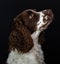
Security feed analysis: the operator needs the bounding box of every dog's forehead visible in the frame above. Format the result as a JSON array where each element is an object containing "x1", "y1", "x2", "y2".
[
  {"x1": 22, "y1": 9, "x2": 38, "y2": 15},
  {"x1": 24, "y1": 9, "x2": 45, "y2": 17}
]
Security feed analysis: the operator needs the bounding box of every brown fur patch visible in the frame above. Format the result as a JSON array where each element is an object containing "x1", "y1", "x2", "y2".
[
  {"x1": 9, "y1": 9, "x2": 45, "y2": 53},
  {"x1": 9, "y1": 25, "x2": 34, "y2": 53}
]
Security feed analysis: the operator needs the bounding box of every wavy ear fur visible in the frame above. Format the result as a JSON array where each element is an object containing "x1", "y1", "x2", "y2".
[{"x1": 9, "y1": 14, "x2": 34, "y2": 53}]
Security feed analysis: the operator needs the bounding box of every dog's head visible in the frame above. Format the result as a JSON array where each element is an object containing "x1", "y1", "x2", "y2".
[
  {"x1": 14, "y1": 9, "x2": 53, "y2": 33},
  {"x1": 9, "y1": 9, "x2": 54, "y2": 53}
]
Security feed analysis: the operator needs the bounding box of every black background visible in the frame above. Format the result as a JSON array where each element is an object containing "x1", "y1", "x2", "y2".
[{"x1": 0, "y1": 0, "x2": 60, "y2": 64}]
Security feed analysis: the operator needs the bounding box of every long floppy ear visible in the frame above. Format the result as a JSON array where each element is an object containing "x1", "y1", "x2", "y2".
[
  {"x1": 38, "y1": 31, "x2": 45, "y2": 44},
  {"x1": 9, "y1": 14, "x2": 34, "y2": 53}
]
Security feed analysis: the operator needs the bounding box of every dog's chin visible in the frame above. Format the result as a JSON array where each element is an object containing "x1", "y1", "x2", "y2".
[
  {"x1": 39, "y1": 21, "x2": 52, "y2": 31},
  {"x1": 38, "y1": 19, "x2": 53, "y2": 32}
]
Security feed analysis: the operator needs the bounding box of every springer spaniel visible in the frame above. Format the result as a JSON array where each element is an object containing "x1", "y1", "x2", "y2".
[{"x1": 7, "y1": 9, "x2": 53, "y2": 64}]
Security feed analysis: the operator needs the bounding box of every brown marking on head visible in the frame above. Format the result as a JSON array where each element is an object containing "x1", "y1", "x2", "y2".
[
  {"x1": 9, "y1": 9, "x2": 54, "y2": 53},
  {"x1": 9, "y1": 9, "x2": 40, "y2": 53}
]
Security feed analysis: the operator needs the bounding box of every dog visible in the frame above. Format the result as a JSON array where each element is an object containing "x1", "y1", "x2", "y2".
[{"x1": 7, "y1": 9, "x2": 53, "y2": 64}]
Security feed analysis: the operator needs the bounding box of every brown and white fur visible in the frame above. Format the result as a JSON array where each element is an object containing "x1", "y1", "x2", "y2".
[{"x1": 7, "y1": 9, "x2": 53, "y2": 64}]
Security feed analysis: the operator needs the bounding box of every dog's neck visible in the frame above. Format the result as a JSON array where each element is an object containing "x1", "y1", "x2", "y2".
[{"x1": 31, "y1": 30, "x2": 41, "y2": 44}]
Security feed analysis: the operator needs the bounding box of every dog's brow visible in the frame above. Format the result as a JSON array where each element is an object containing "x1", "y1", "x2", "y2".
[
  {"x1": 37, "y1": 12, "x2": 45, "y2": 25},
  {"x1": 40, "y1": 12, "x2": 44, "y2": 16}
]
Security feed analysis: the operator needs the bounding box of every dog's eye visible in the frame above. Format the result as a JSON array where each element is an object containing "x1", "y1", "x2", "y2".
[
  {"x1": 27, "y1": 11, "x2": 34, "y2": 19},
  {"x1": 29, "y1": 14, "x2": 34, "y2": 19}
]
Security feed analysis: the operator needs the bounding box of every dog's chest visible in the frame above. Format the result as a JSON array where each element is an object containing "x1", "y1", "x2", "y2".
[
  {"x1": 7, "y1": 49, "x2": 40, "y2": 64},
  {"x1": 7, "y1": 31, "x2": 45, "y2": 64},
  {"x1": 7, "y1": 45, "x2": 44, "y2": 64}
]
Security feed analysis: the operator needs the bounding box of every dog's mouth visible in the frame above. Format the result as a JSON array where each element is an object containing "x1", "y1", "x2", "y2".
[
  {"x1": 42, "y1": 9, "x2": 54, "y2": 24},
  {"x1": 37, "y1": 9, "x2": 54, "y2": 31}
]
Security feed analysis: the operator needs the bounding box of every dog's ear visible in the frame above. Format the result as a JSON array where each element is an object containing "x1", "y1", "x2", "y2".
[
  {"x1": 12, "y1": 14, "x2": 23, "y2": 28},
  {"x1": 38, "y1": 31, "x2": 45, "y2": 44},
  {"x1": 9, "y1": 13, "x2": 34, "y2": 53}
]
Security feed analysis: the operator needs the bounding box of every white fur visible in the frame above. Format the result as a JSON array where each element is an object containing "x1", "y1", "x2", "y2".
[
  {"x1": 45, "y1": 16, "x2": 48, "y2": 20},
  {"x1": 37, "y1": 12, "x2": 47, "y2": 30},
  {"x1": 7, "y1": 12, "x2": 45, "y2": 64},
  {"x1": 7, "y1": 49, "x2": 41, "y2": 64}
]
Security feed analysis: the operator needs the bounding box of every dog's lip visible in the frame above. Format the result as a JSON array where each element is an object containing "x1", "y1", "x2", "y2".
[{"x1": 43, "y1": 9, "x2": 54, "y2": 24}]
